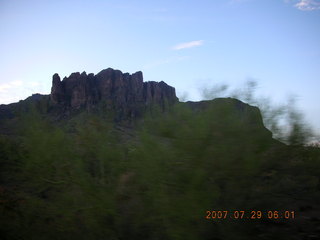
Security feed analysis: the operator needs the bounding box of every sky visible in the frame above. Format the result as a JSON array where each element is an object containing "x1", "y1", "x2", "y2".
[{"x1": 0, "y1": 0, "x2": 320, "y2": 133}]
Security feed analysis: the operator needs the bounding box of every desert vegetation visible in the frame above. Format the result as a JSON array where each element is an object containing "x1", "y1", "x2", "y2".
[{"x1": 0, "y1": 85, "x2": 319, "y2": 240}]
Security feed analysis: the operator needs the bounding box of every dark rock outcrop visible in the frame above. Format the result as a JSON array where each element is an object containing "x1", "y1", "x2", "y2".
[
  {"x1": 0, "y1": 67, "x2": 273, "y2": 141},
  {"x1": 50, "y1": 68, "x2": 178, "y2": 119}
]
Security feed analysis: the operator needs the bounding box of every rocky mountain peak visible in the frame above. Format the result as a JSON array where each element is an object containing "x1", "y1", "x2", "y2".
[{"x1": 50, "y1": 68, "x2": 178, "y2": 119}]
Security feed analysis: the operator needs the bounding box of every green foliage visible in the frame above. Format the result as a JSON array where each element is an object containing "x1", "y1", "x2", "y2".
[
  {"x1": 199, "y1": 80, "x2": 317, "y2": 145},
  {"x1": 0, "y1": 97, "x2": 319, "y2": 239}
]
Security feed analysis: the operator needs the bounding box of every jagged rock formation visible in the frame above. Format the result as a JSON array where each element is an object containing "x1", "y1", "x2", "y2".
[
  {"x1": 50, "y1": 68, "x2": 178, "y2": 119},
  {"x1": 0, "y1": 67, "x2": 273, "y2": 139}
]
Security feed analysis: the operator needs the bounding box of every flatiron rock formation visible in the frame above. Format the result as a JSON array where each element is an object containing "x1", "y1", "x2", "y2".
[{"x1": 50, "y1": 68, "x2": 178, "y2": 118}]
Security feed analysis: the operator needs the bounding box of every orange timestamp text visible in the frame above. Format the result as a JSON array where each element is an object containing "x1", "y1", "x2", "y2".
[{"x1": 205, "y1": 210, "x2": 295, "y2": 220}]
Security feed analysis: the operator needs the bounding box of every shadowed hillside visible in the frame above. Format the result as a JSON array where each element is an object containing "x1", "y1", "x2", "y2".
[{"x1": 0, "y1": 68, "x2": 319, "y2": 240}]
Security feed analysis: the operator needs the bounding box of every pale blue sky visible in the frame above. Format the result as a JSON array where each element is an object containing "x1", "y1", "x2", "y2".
[{"x1": 1, "y1": 0, "x2": 319, "y2": 132}]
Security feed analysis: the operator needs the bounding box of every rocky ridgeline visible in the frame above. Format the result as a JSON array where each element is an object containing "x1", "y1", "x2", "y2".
[
  {"x1": 51, "y1": 68, "x2": 178, "y2": 118},
  {"x1": 1, "y1": 67, "x2": 271, "y2": 136}
]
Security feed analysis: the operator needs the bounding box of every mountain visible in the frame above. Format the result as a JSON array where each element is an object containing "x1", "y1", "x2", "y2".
[
  {"x1": 50, "y1": 68, "x2": 178, "y2": 118},
  {"x1": 1, "y1": 68, "x2": 270, "y2": 134},
  {"x1": 0, "y1": 68, "x2": 319, "y2": 240}
]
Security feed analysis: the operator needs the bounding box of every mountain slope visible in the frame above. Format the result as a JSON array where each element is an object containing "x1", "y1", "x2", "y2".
[{"x1": 0, "y1": 68, "x2": 319, "y2": 240}]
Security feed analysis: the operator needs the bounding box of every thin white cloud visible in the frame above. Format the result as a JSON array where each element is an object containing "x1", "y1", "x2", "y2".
[
  {"x1": 11, "y1": 80, "x2": 23, "y2": 87},
  {"x1": 172, "y1": 40, "x2": 204, "y2": 50},
  {"x1": 0, "y1": 80, "x2": 23, "y2": 93},
  {"x1": 296, "y1": 0, "x2": 320, "y2": 10},
  {"x1": 29, "y1": 81, "x2": 40, "y2": 87},
  {"x1": 0, "y1": 80, "x2": 45, "y2": 104},
  {"x1": 0, "y1": 83, "x2": 11, "y2": 93},
  {"x1": 287, "y1": 0, "x2": 320, "y2": 11}
]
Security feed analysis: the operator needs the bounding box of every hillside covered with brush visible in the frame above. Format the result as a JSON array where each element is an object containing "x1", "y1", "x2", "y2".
[{"x1": 0, "y1": 68, "x2": 319, "y2": 240}]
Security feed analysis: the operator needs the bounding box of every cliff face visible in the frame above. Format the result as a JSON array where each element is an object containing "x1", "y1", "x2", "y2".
[
  {"x1": 1, "y1": 67, "x2": 272, "y2": 138},
  {"x1": 50, "y1": 68, "x2": 178, "y2": 118}
]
